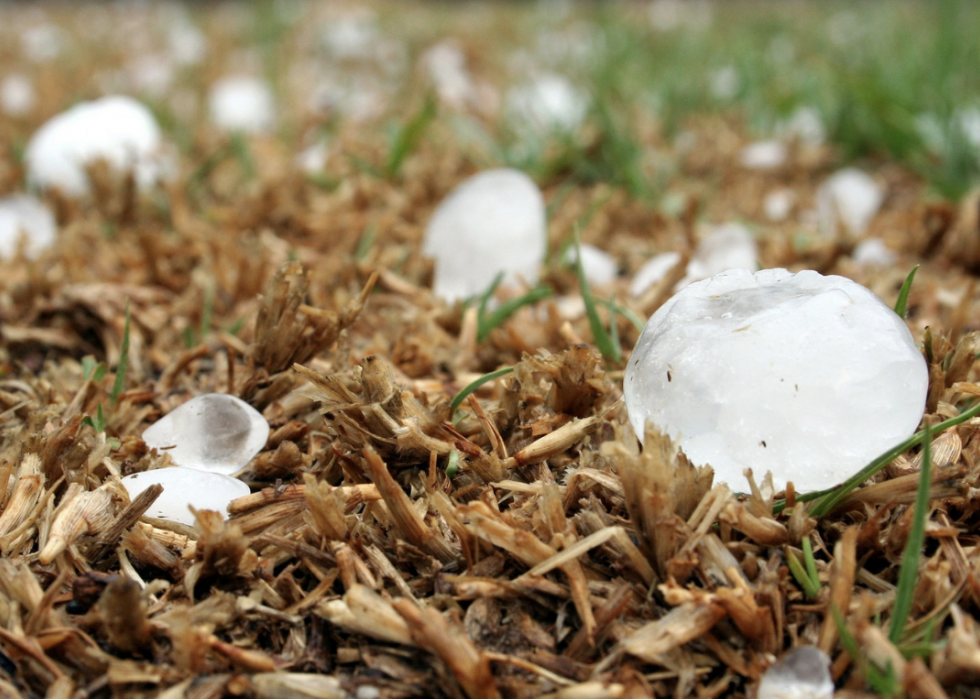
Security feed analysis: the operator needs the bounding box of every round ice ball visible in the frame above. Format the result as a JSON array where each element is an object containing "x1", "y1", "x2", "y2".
[
  {"x1": 624, "y1": 268, "x2": 928, "y2": 493},
  {"x1": 121, "y1": 467, "x2": 250, "y2": 527},
  {"x1": 24, "y1": 95, "x2": 167, "y2": 197},
  {"x1": 0, "y1": 195, "x2": 57, "y2": 259},
  {"x1": 422, "y1": 168, "x2": 546, "y2": 303},
  {"x1": 208, "y1": 76, "x2": 276, "y2": 134}
]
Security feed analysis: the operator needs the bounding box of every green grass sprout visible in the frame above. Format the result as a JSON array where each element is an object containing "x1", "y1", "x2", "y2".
[
  {"x1": 786, "y1": 544, "x2": 821, "y2": 600},
  {"x1": 574, "y1": 230, "x2": 622, "y2": 363},
  {"x1": 894, "y1": 265, "x2": 919, "y2": 318},
  {"x1": 385, "y1": 95, "x2": 436, "y2": 178},
  {"x1": 450, "y1": 366, "x2": 515, "y2": 415},
  {"x1": 477, "y1": 286, "x2": 553, "y2": 343},
  {"x1": 110, "y1": 302, "x2": 131, "y2": 407}
]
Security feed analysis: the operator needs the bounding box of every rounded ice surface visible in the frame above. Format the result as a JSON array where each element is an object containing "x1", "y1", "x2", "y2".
[
  {"x1": 24, "y1": 95, "x2": 166, "y2": 197},
  {"x1": 142, "y1": 393, "x2": 269, "y2": 476},
  {"x1": 121, "y1": 467, "x2": 250, "y2": 527},
  {"x1": 816, "y1": 167, "x2": 883, "y2": 237},
  {"x1": 624, "y1": 268, "x2": 928, "y2": 493},
  {"x1": 208, "y1": 76, "x2": 275, "y2": 133},
  {"x1": 0, "y1": 195, "x2": 57, "y2": 259},
  {"x1": 565, "y1": 243, "x2": 618, "y2": 286},
  {"x1": 757, "y1": 646, "x2": 833, "y2": 699},
  {"x1": 423, "y1": 169, "x2": 546, "y2": 303}
]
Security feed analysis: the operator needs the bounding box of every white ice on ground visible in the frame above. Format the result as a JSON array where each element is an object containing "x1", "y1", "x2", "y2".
[
  {"x1": 24, "y1": 95, "x2": 168, "y2": 197},
  {"x1": 422, "y1": 168, "x2": 546, "y2": 303},
  {"x1": 565, "y1": 243, "x2": 619, "y2": 287},
  {"x1": 816, "y1": 167, "x2": 883, "y2": 237},
  {"x1": 764, "y1": 189, "x2": 796, "y2": 222},
  {"x1": 208, "y1": 76, "x2": 276, "y2": 134},
  {"x1": 120, "y1": 467, "x2": 250, "y2": 527},
  {"x1": 0, "y1": 195, "x2": 57, "y2": 260},
  {"x1": 778, "y1": 106, "x2": 826, "y2": 147},
  {"x1": 853, "y1": 237, "x2": 897, "y2": 267},
  {"x1": 142, "y1": 393, "x2": 269, "y2": 477},
  {"x1": 757, "y1": 646, "x2": 834, "y2": 699},
  {"x1": 0, "y1": 73, "x2": 35, "y2": 116},
  {"x1": 505, "y1": 74, "x2": 588, "y2": 134},
  {"x1": 630, "y1": 251, "x2": 682, "y2": 298},
  {"x1": 624, "y1": 268, "x2": 928, "y2": 493},
  {"x1": 296, "y1": 140, "x2": 330, "y2": 175},
  {"x1": 739, "y1": 140, "x2": 787, "y2": 170}
]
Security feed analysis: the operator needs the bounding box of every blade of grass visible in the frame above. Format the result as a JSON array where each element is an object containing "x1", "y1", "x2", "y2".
[
  {"x1": 355, "y1": 224, "x2": 377, "y2": 262},
  {"x1": 110, "y1": 303, "x2": 131, "y2": 407},
  {"x1": 385, "y1": 95, "x2": 436, "y2": 178},
  {"x1": 894, "y1": 265, "x2": 919, "y2": 318},
  {"x1": 595, "y1": 297, "x2": 646, "y2": 332},
  {"x1": 477, "y1": 286, "x2": 553, "y2": 343},
  {"x1": 574, "y1": 230, "x2": 621, "y2": 363},
  {"x1": 889, "y1": 422, "x2": 931, "y2": 644},
  {"x1": 802, "y1": 536, "x2": 820, "y2": 591},
  {"x1": 231, "y1": 132, "x2": 256, "y2": 180},
  {"x1": 200, "y1": 280, "x2": 215, "y2": 340},
  {"x1": 450, "y1": 366, "x2": 515, "y2": 415},
  {"x1": 786, "y1": 547, "x2": 821, "y2": 600}
]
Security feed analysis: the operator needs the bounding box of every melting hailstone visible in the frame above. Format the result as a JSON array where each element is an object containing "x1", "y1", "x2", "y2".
[
  {"x1": 757, "y1": 646, "x2": 834, "y2": 699},
  {"x1": 624, "y1": 268, "x2": 928, "y2": 493},
  {"x1": 142, "y1": 393, "x2": 269, "y2": 476},
  {"x1": 565, "y1": 243, "x2": 618, "y2": 287},
  {"x1": 816, "y1": 167, "x2": 883, "y2": 237},
  {"x1": 422, "y1": 168, "x2": 546, "y2": 303},
  {"x1": 120, "y1": 467, "x2": 250, "y2": 528},
  {"x1": 208, "y1": 76, "x2": 276, "y2": 134},
  {"x1": 0, "y1": 195, "x2": 57, "y2": 259}
]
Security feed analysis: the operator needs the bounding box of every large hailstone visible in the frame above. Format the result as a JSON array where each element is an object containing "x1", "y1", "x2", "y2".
[
  {"x1": 208, "y1": 76, "x2": 276, "y2": 134},
  {"x1": 0, "y1": 195, "x2": 57, "y2": 259},
  {"x1": 422, "y1": 169, "x2": 546, "y2": 303},
  {"x1": 624, "y1": 268, "x2": 928, "y2": 493},
  {"x1": 142, "y1": 393, "x2": 269, "y2": 476},
  {"x1": 120, "y1": 467, "x2": 250, "y2": 528},
  {"x1": 24, "y1": 95, "x2": 168, "y2": 197}
]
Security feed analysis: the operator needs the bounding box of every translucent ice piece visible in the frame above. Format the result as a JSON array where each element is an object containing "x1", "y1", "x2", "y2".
[
  {"x1": 757, "y1": 646, "x2": 834, "y2": 699},
  {"x1": 121, "y1": 467, "x2": 250, "y2": 527},
  {"x1": 624, "y1": 268, "x2": 928, "y2": 493},
  {"x1": 816, "y1": 167, "x2": 883, "y2": 237},
  {"x1": 209, "y1": 76, "x2": 276, "y2": 134},
  {"x1": 0, "y1": 195, "x2": 57, "y2": 260},
  {"x1": 142, "y1": 393, "x2": 269, "y2": 476},
  {"x1": 566, "y1": 243, "x2": 618, "y2": 287}
]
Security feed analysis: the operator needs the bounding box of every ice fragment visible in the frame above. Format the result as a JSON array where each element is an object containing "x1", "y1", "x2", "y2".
[
  {"x1": 816, "y1": 167, "x2": 883, "y2": 237},
  {"x1": 853, "y1": 238, "x2": 897, "y2": 267},
  {"x1": 505, "y1": 74, "x2": 588, "y2": 134},
  {"x1": 565, "y1": 244, "x2": 618, "y2": 287},
  {"x1": 423, "y1": 168, "x2": 546, "y2": 303},
  {"x1": 739, "y1": 140, "x2": 787, "y2": 170},
  {"x1": 764, "y1": 189, "x2": 796, "y2": 222},
  {"x1": 1, "y1": 73, "x2": 35, "y2": 117},
  {"x1": 120, "y1": 467, "x2": 250, "y2": 528},
  {"x1": 142, "y1": 393, "x2": 269, "y2": 476},
  {"x1": 624, "y1": 269, "x2": 928, "y2": 493},
  {"x1": 0, "y1": 195, "x2": 57, "y2": 260},
  {"x1": 209, "y1": 76, "x2": 276, "y2": 133},
  {"x1": 630, "y1": 252, "x2": 681, "y2": 298},
  {"x1": 757, "y1": 646, "x2": 834, "y2": 699}
]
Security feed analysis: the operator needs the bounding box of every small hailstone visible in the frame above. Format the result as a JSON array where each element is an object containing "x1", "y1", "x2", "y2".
[
  {"x1": 853, "y1": 238, "x2": 897, "y2": 267},
  {"x1": 630, "y1": 251, "x2": 682, "y2": 298},
  {"x1": 816, "y1": 167, "x2": 883, "y2": 237},
  {"x1": 739, "y1": 140, "x2": 787, "y2": 170},
  {"x1": 422, "y1": 40, "x2": 476, "y2": 110},
  {"x1": 208, "y1": 76, "x2": 276, "y2": 134},
  {"x1": 764, "y1": 189, "x2": 797, "y2": 222},
  {"x1": 24, "y1": 95, "x2": 167, "y2": 197},
  {"x1": 779, "y1": 106, "x2": 826, "y2": 147},
  {"x1": 565, "y1": 244, "x2": 618, "y2": 287},
  {"x1": 142, "y1": 393, "x2": 269, "y2": 477},
  {"x1": 296, "y1": 140, "x2": 330, "y2": 175},
  {"x1": 679, "y1": 222, "x2": 758, "y2": 288},
  {"x1": 422, "y1": 169, "x2": 546, "y2": 303},
  {"x1": 1, "y1": 73, "x2": 35, "y2": 116},
  {"x1": 757, "y1": 647, "x2": 834, "y2": 699},
  {"x1": 710, "y1": 65, "x2": 739, "y2": 100},
  {"x1": 321, "y1": 12, "x2": 378, "y2": 60},
  {"x1": 120, "y1": 467, "x2": 250, "y2": 527},
  {"x1": 624, "y1": 268, "x2": 928, "y2": 493},
  {"x1": 21, "y1": 23, "x2": 66, "y2": 63},
  {"x1": 168, "y1": 21, "x2": 207, "y2": 65},
  {"x1": 505, "y1": 74, "x2": 588, "y2": 134},
  {"x1": 0, "y1": 195, "x2": 57, "y2": 259}
]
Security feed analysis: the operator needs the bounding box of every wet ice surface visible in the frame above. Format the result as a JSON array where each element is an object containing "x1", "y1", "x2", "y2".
[
  {"x1": 120, "y1": 467, "x2": 250, "y2": 527},
  {"x1": 757, "y1": 646, "x2": 834, "y2": 699},
  {"x1": 0, "y1": 195, "x2": 57, "y2": 259},
  {"x1": 142, "y1": 393, "x2": 269, "y2": 476},
  {"x1": 423, "y1": 168, "x2": 546, "y2": 303},
  {"x1": 24, "y1": 95, "x2": 167, "y2": 196},
  {"x1": 624, "y1": 268, "x2": 928, "y2": 493}
]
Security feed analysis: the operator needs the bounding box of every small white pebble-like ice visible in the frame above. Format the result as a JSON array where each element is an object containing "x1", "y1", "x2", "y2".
[
  {"x1": 739, "y1": 140, "x2": 787, "y2": 170},
  {"x1": 853, "y1": 237, "x2": 897, "y2": 267},
  {"x1": 816, "y1": 167, "x2": 883, "y2": 237},
  {"x1": 24, "y1": 95, "x2": 167, "y2": 197},
  {"x1": 757, "y1": 646, "x2": 834, "y2": 699},
  {"x1": 120, "y1": 467, "x2": 250, "y2": 527},
  {"x1": 1, "y1": 73, "x2": 36, "y2": 116},
  {"x1": 423, "y1": 169, "x2": 546, "y2": 303},
  {"x1": 565, "y1": 244, "x2": 618, "y2": 287},
  {"x1": 142, "y1": 393, "x2": 269, "y2": 476},
  {"x1": 505, "y1": 74, "x2": 588, "y2": 134},
  {"x1": 764, "y1": 189, "x2": 796, "y2": 222},
  {"x1": 624, "y1": 268, "x2": 928, "y2": 493},
  {"x1": 0, "y1": 195, "x2": 57, "y2": 260},
  {"x1": 208, "y1": 76, "x2": 276, "y2": 133}
]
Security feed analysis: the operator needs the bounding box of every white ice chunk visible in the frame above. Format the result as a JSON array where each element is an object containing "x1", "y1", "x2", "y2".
[
  {"x1": 853, "y1": 237, "x2": 897, "y2": 267},
  {"x1": 296, "y1": 140, "x2": 330, "y2": 175},
  {"x1": 757, "y1": 646, "x2": 834, "y2": 699},
  {"x1": 168, "y1": 21, "x2": 207, "y2": 66},
  {"x1": 565, "y1": 244, "x2": 618, "y2": 287},
  {"x1": 321, "y1": 12, "x2": 378, "y2": 60},
  {"x1": 142, "y1": 393, "x2": 269, "y2": 476},
  {"x1": 209, "y1": 76, "x2": 276, "y2": 134},
  {"x1": 0, "y1": 195, "x2": 57, "y2": 260},
  {"x1": 764, "y1": 189, "x2": 796, "y2": 222},
  {"x1": 739, "y1": 140, "x2": 787, "y2": 170},
  {"x1": 121, "y1": 467, "x2": 250, "y2": 527},
  {"x1": 24, "y1": 95, "x2": 168, "y2": 197},
  {"x1": 505, "y1": 74, "x2": 588, "y2": 134},
  {"x1": 778, "y1": 106, "x2": 826, "y2": 147},
  {"x1": 710, "y1": 65, "x2": 739, "y2": 100},
  {"x1": 423, "y1": 169, "x2": 546, "y2": 303},
  {"x1": 1, "y1": 73, "x2": 35, "y2": 117},
  {"x1": 422, "y1": 40, "x2": 476, "y2": 110},
  {"x1": 624, "y1": 268, "x2": 928, "y2": 493},
  {"x1": 630, "y1": 252, "x2": 682, "y2": 298},
  {"x1": 816, "y1": 167, "x2": 883, "y2": 237},
  {"x1": 679, "y1": 222, "x2": 757, "y2": 288}
]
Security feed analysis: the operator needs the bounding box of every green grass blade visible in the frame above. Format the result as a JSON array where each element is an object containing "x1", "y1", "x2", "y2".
[
  {"x1": 802, "y1": 537, "x2": 820, "y2": 590},
  {"x1": 574, "y1": 231, "x2": 622, "y2": 363},
  {"x1": 110, "y1": 303, "x2": 131, "y2": 407},
  {"x1": 595, "y1": 298, "x2": 646, "y2": 332},
  {"x1": 450, "y1": 366, "x2": 514, "y2": 414},
  {"x1": 231, "y1": 132, "x2": 256, "y2": 180},
  {"x1": 200, "y1": 280, "x2": 215, "y2": 340},
  {"x1": 889, "y1": 422, "x2": 931, "y2": 644},
  {"x1": 786, "y1": 547, "x2": 821, "y2": 600},
  {"x1": 894, "y1": 265, "x2": 919, "y2": 318},
  {"x1": 477, "y1": 286, "x2": 553, "y2": 343},
  {"x1": 385, "y1": 95, "x2": 436, "y2": 178},
  {"x1": 355, "y1": 224, "x2": 377, "y2": 261}
]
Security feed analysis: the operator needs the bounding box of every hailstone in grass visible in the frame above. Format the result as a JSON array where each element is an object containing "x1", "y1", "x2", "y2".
[
  {"x1": 764, "y1": 189, "x2": 796, "y2": 222},
  {"x1": 565, "y1": 244, "x2": 618, "y2": 286},
  {"x1": 505, "y1": 74, "x2": 588, "y2": 134},
  {"x1": 739, "y1": 140, "x2": 787, "y2": 170},
  {"x1": 142, "y1": 393, "x2": 269, "y2": 477},
  {"x1": 1, "y1": 73, "x2": 35, "y2": 117},
  {"x1": 757, "y1": 647, "x2": 833, "y2": 699},
  {"x1": 120, "y1": 467, "x2": 250, "y2": 527},
  {"x1": 816, "y1": 167, "x2": 883, "y2": 237},
  {"x1": 0, "y1": 195, "x2": 57, "y2": 260},
  {"x1": 853, "y1": 238, "x2": 897, "y2": 268},
  {"x1": 24, "y1": 95, "x2": 167, "y2": 197},
  {"x1": 624, "y1": 268, "x2": 928, "y2": 493},
  {"x1": 423, "y1": 169, "x2": 546, "y2": 303},
  {"x1": 208, "y1": 76, "x2": 276, "y2": 133},
  {"x1": 630, "y1": 252, "x2": 682, "y2": 298}
]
